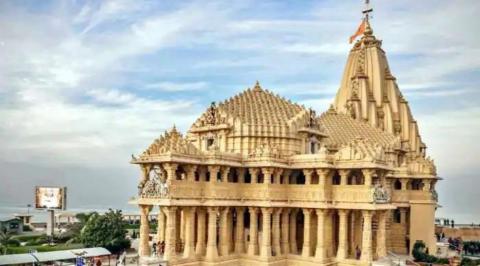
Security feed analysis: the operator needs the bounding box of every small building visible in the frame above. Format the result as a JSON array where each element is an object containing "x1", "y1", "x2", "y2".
[{"x1": 0, "y1": 217, "x2": 23, "y2": 234}]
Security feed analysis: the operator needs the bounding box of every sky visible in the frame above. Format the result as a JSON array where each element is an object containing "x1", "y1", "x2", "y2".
[{"x1": 0, "y1": 0, "x2": 479, "y2": 223}]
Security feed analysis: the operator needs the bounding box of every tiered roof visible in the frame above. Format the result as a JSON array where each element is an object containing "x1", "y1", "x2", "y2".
[{"x1": 192, "y1": 82, "x2": 305, "y2": 128}]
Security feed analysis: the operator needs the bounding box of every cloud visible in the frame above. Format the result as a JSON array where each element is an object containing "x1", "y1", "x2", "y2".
[{"x1": 144, "y1": 81, "x2": 208, "y2": 92}]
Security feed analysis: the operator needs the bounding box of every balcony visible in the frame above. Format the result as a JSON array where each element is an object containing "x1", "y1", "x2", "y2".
[{"x1": 137, "y1": 180, "x2": 386, "y2": 205}]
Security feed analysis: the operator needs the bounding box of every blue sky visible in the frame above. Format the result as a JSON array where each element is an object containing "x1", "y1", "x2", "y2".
[{"x1": 0, "y1": 0, "x2": 479, "y2": 222}]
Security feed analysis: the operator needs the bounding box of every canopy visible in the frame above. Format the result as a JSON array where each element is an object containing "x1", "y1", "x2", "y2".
[{"x1": 0, "y1": 247, "x2": 111, "y2": 265}]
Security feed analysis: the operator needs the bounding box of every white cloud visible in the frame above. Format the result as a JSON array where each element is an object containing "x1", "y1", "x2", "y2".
[{"x1": 144, "y1": 81, "x2": 208, "y2": 92}]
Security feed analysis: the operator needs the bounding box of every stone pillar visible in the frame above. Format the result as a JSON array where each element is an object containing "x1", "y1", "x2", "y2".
[
  {"x1": 185, "y1": 165, "x2": 197, "y2": 182},
  {"x1": 315, "y1": 209, "x2": 327, "y2": 260},
  {"x1": 262, "y1": 168, "x2": 273, "y2": 184},
  {"x1": 349, "y1": 212, "x2": 356, "y2": 257},
  {"x1": 221, "y1": 167, "x2": 230, "y2": 183},
  {"x1": 235, "y1": 207, "x2": 245, "y2": 253},
  {"x1": 199, "y1": 167, "x2": 207, "y2": 182},
  {"x1": 164, "y1": 206, "x2": 178, "y2": 261},
  {"x1": 303, "y1": 169, "x2": 313, "y2": 185},
  {"x1": 336, "y1": 209, "x2": 349, "y2": 260},
  {"x1": 237, "y1": 168, "x2": 245, "y2": 183},
  {"x1": 195, "y1": 208, "x2": 207, "y2": 256},
  {"x1": 260, "y1": 208, "x2": 273, "y2": 258},
  {"x1": 249, "y1": 168, "x2": 259, "y2": 184},
  {"x1": 274, "y1": 169, "x2": 283, "y2": 184},
  {"x1": 281, "y1": 208, "x2": 290, "y2": 254},
  {"x1": 283, "y1": 170, "x2": 291, "y2": 184},
  {"x1": 289, "y1": 209, "x2": 298, "y2": 254},
  {"x1": 400, "y1": 208, "x2": 407, "y2": 224},
  {"x1": 219, "y1": 207, "x2": 230, "y2": 256},
  {"x1": 272, "y1": 208, "x2": 282, "y2": 256},
  {"x1": 208, "y1": 166, "x2": 220, "y2": 183},
  {"x1": 317, "y1": 169, "x2": 330, "y2": 186},
  {"x1": 157, "y1": 208, "x2": 165, "y2": 243},
  {"x1": 339, "y1": 170, "x2": 350, "y2": 185},
  {"x1": 302, "y1": 208, "x2": 312, "y2": 257},
  {"x1": 361, "y1": 210, "x2": 373, "y2": 262},
  {"x1": 400, "y1": 179, "x2": 408, "y2": 190},
  {"x1": 423, "y1": 179, "x2": 431, "y2": 191},
  {"x1": 376, "y1": 211, "x2": 387, "y2": 258},
  {"x1": 139, "y1": 205, "x2": 152, "y2": 257},
  {"x1": 247, "y1": 207, "x2": 259, "y2": 256},
  {"x1": 183, "y1": 207, "x2": 196, "y2": 258},
  {"x1": 164, "y1": 163, "x2": 178, "y2": 183},
  {"x1": 206, "y1": 207, "x2": 219, "y2": 260},
  {"x1": 362, "y1": 169, "x2": 375, "y2": 187}
]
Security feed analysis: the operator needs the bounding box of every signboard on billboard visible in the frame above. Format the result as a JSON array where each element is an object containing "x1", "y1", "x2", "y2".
[{"x1": 35, "y1": 186, "x2": 67, "y2": 210}]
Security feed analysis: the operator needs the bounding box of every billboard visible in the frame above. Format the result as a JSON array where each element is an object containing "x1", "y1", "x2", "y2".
[{"x1": 35, "y1": 186, "x2": 67, "y2": 210}]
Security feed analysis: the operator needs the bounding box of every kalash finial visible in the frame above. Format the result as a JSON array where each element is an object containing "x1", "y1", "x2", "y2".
[
  {"x1": 349, "y1": 0, "x2": 374, "y2": 43},
  {"x1": 253, "y1": 80, "x2": 262, "y2": 91}
]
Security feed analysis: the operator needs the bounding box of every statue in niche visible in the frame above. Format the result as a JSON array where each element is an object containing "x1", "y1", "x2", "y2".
[
  {"x1": 205, "y1": 102, "x2": 218, "y2": 125},
  {"x1": 373, "y1": 183, "x2": 390, "y2": 203}
]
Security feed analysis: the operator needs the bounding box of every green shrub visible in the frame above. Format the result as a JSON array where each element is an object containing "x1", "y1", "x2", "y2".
[{"x1": 6, "y1": 239, "x2": 21, "y2": 247}]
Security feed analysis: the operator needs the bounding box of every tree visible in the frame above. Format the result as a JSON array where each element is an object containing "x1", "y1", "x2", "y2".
[
  {"x1": 80, "y1": 209, "x2": 130, "y2": 254},
  {"x1": 0, "y1": 231, "x2": 13, "y2": 255},
  {"x1": 63, "y1": 212, "x2": 97, "y2": 244}
]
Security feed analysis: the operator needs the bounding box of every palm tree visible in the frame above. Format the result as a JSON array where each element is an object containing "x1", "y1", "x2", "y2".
[{"x1": 0, "y1": 230, "x2": 13, "y2": 255}]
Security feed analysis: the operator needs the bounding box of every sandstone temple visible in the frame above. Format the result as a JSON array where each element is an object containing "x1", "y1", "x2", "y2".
[{"x1": 130, "y1": 14, "x2": 439, "y2": 266}]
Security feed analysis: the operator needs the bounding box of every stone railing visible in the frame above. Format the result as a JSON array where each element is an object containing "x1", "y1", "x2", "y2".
[
  {"x1": 391, "y1": 190, "x2": 433, "y2": 202},
  {"x1": 139, "y1": 180, "x2": 383, "y2": 204}
]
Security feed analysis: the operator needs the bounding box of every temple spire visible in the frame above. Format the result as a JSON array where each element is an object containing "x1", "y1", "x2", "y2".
[{"x1": 362, "y1": 0, "x2": 374, "y2": 35}]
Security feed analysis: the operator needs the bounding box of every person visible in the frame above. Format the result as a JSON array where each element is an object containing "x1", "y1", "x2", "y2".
[
  {"x1": 356, "y1": 246, "x2": 361, "y2": 260},
  {"x1": 152, "y1": 242, "x2": 157, "y2": 257},
  {"x1": 160, "y1": 240, "x2": 165, "y2": 255}
]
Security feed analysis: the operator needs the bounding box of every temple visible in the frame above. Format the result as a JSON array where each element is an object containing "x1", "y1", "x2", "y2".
[{"x1": 130, "y1": 10, "x2": 439, "y2": 266}]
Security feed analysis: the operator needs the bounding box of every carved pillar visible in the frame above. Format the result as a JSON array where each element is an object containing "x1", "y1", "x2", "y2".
[
  {"x1": 221, "y1": 167, "x2": 230, "y2": 183},
  {"x1": 337, "y1": 209, "x2": 349, "y2": 260},
  {"x1": 289, "y1": 209, "x2": 298, "y2": 254},
  {"x1": 164, "y1": 163, "x2": 178, "y2": 183},
  {"x1": 274, "y1": 169, "x2": 283, "y2": 184},
  {"x1": 219, "y1": 207, "x2": 230, "y2": 256},
  {"x1": 362, "y1": 169, "x2": 375, "y2": 187},
  {"x1": 183, "y1": 207, "x2": 196, "y2": 258},
  {"x1": 281, "y1": 208, "x2": 290, "y2": 254},
  {"x1": 247, "y1": 207, "x2": 259, "y2": 255},
  {"x1": 376, "y1": 211, "x2": 387, "y2": 258},
  {"x1": 206, "y1": 207, "x2": 219, "y2": 260},
  {"x1": 235, "y1": 207, "x2": 245, "y2": 253},
  {"x1": 208, "y1": 165, "x2": 220, "y2": 183},
  {"x1": 185, "y1": 165, "x2": 197, "y2": 182},
  {"x1": 339, "y1": 170, "x2": 350, "y2": 185},
  {"x1": 198, "y1": 167, "x2": 207, "y2": 182},
  {"x1": 157, "y1": 208, "x2": 165, "y2": 243},
  {"x1": 262, "y1": 168, "x2": 273, "y2": 184},
  {"x1": 302, "y1": 208, "x2": 312, "y2": 257},
  {"x1": 349, "y1": 211, "x2": 356, "y2": 257},
  {"x1": 272, "y1": 208, "x2": 282, "y2": 256},
  {"x1": 400, "y1": 178, "x2": 408, "y2": 190},
  {"x1": 260, "y1": 208, "x2": 273, "y2": 258},
  {"x1": 164, "y1": 206, "x2": 178, "y2": 261},
  {"x1": 317, "y1": 169, "x2": 329, "y2": 186},
  {"x1": 139, "y1": 205, "x2": 152, "y2": 257},
  {"x1": 400, "y1": 208, "x2": 407, "y2": 224},
  {"x1": 315, "y1": 209, "x2": 327, "y2": 260},
  {"x1": 423, "y1": 179, "x2": 431, "y2": 191},
  {"x1": 283, "y1": 170, "x2": 291, "y2": 184},
  {"x1": 303, "y1": 169, "x2": 314, "y2": 185},
  {"x1": 361, "y1": 210, "x2": 373, "y2": 262},
  {"x1": 237, "y1": 168, "x2": 245, "y2": 183},
  {"x1": 249, "y1": 168, "x2": 259, "y2": 184},
  {"x1": 195, "y1": 208, "x2": 206, "y2": 256}
]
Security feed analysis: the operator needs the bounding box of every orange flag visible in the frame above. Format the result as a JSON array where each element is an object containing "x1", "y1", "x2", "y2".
[{"x1": 349, "y1": 20, "x2": 366, "y2": 44}]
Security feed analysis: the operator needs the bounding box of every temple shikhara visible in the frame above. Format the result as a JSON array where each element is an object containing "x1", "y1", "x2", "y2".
[{"x1": 130, "y1": 6, "x2": 439, "y2": 266}]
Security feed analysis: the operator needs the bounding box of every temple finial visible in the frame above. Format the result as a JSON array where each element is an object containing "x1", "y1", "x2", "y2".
[{"x1": 253, "y1": 80, "x2": 262, "y2": 91}]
